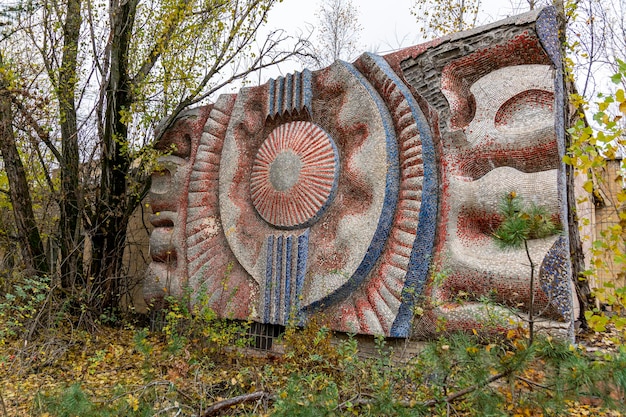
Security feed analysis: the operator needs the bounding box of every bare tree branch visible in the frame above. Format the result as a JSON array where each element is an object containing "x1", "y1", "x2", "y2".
[
  {"x1": 155, "y1": 28, "x2": 312, "y2": 140},
  {"x1": 11, "y1": 96, "x2": 62, "y2": 162},
  {"x1": 201, "y1": 391, "x2": 269, "y2": 417}
]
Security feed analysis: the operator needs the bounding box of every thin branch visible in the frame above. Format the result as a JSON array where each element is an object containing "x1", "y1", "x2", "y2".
[
  {"x1": 332, "y1": 370, "x2": 512, "y2": 411},
  {"x1": 0, "y1": 386, "x2": 7, "y2": 417},
  {"x1": 155, "y1": 31, "x2": 311, "y2": 141},
  {"x1": 422, "y1": 371, "x2": 510, "y2": 407},
  {"x1": 516, "y1": 375, "x2": 551, "y2": 390},
  {"x1": 130, "y1": 0, "x2": 193, "y2": 89},
  {"x1": 0, "y1": 228, "x2": 19, "y2": 241},
  {"x1": 200, "y1": 391, "x2": 269, "y2": 417},
  {"x1": 581, "y1": 1, "x2": 595, "y2": 98},
  {"x1": 11, "y1": 96, "x2": 62, "y2": 162},
  {"x1": 86, "y1": 0, "x2": 104, "y2": 78}
]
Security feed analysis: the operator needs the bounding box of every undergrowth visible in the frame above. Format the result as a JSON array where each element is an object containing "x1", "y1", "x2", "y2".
[{"x1": 1, "y1": 279, "x2": 625, "y2": 416}]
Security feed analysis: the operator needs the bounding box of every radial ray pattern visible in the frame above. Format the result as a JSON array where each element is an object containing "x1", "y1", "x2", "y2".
[{"x1": 250, "y1": 121, "x2": 339, "y2": 229}]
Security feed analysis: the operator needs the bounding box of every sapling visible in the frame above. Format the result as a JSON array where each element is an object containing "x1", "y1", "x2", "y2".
[{"x1": 493, "y1": 192, "x2": 561, "y2": 345}]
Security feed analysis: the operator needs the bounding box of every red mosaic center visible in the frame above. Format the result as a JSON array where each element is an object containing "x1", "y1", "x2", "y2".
[{"x1": 250, "y1": 121, "x2": 338, "y2": 228}]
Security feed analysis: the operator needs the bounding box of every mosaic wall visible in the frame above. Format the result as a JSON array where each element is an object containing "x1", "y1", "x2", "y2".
[{"x1": 144, "y1": 7, "x2": 576, "y2": 339}]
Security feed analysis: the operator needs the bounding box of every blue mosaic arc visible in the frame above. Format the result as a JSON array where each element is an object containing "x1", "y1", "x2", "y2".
[
  {"x1": 360, "y1": 52, "x2": 441, "y2": 338},
  {"x1": 537, "y1": 5, "x2": 574, "y2": 330},
  {"x1": 539, "y1": 235, "x2": 573, "y2": 320},
  {"x1": 268, "y1": 69, "x2": 313, "y2": 118},
  {"x1": 301, "y1": 60, "x2": 401, "y2": 317},
  {"x1": 263, "y1": 230, "x2": 310, "y2": 325},
  {"x1": 536, "y1": 6, "x2": 561, "y2": 70}
]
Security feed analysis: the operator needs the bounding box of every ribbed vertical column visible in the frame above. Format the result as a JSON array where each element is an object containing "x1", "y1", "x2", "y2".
[
  {"x1": 268, "y1": 69, "x2": 312, "y2": 118},
  {"x1": 262, "y1": 229, "x2": 309, "y2": 324}
]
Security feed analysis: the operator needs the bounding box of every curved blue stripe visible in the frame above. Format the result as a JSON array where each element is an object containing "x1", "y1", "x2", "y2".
[
  {"x1": 352, "y1": 54, "x2": 440, "y2": 338},
  {"x1": 301, "y1": 60, "x2": 400, "y2": 315}
]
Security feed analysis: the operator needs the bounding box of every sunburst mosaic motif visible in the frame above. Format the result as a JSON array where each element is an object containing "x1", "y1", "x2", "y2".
[{"x1": 250, "y1": 121, "x2": 339, "y2": 229}]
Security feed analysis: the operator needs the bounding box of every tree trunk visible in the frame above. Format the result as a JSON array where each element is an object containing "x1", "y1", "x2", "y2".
[
  {"x1": 88, "y1": 0, "x2": 139, "y2": 311},
  {"x1": 58, "y1": 0, "x2": 84, "y2": 289},
  {"x1": 0, "y1": 55, "x2": 48, "y2": 276},
  {"x1": 524, "y1": 239, "x2": 536, "y2": 346},
  {"x1": 555, "y1": 0, "x2": 591, "y2": 326}
]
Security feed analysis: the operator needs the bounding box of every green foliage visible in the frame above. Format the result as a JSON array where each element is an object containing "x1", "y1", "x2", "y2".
[
  {"x1": 0, "y1": 274, "x2": 50, "y2": 343},
  {"x1": 493, "y1": 192, "x2": 561, "y2": 249},
  {"x1": 282, "y1": 315, "x2": 341, "y2": 373},
  {"x1": 566, "y1": 60, "x2": 626, "y2": 340},
  {"x1": 34, "y1": 383, "x2": 155, "y2": 417},
  {"x1": 156, "y1": 286, "x2": 251, "y2": 357},
  {"x1": 35, "y1": 384, "x2": 96, "y2": 417},
  {"x1": 272, "y1": 374, "x2": 340, "y2": 416},
  {"x1": 133, "y1": 327, "x2": 152, "y2": 357},
  {"x1": 1, "y1": 308, "x2": 624, "y2": 416},
  {"x1": 273, "y1": 325, "x2": 626, "y2": 416},
  {"x1": 411, "y1": 0, "x2": 480, "y2": 37},
  {"x1": 492, "y1": 192, "x2": 561, "y2": 345}
]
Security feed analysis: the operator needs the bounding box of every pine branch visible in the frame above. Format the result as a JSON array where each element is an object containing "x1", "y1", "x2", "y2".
[
  {"x1": 422, "y1": 371, "x2": 510, "y2": 407},
  {"x1": 335, "y1": 371, "x2": 512, "y2": 411}
]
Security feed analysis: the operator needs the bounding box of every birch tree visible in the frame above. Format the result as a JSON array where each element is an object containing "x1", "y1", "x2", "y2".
[{"x1": 314, "y1": 0, "x2": 362, "y2": 66}]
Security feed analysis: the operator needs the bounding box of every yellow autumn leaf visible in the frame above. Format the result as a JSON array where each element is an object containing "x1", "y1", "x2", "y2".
[
  {"x1": 127, "y1": 393, "x2": 139, "y2": 411},
  {"x1": 466, "y1": 346, "x2": 479, "y2": 354}
]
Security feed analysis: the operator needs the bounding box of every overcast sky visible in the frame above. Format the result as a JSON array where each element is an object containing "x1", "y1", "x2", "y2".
[
  {"x1": 230, "y1": 0, "x2": 538, "y2": 89},
  {"x1": 264, "y1": 0, "x2": 534, "y2": 52}
]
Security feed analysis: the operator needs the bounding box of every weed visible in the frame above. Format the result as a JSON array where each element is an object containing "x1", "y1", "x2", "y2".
[
  {"x1": 33, "y1": 382, "x2": 158, "y2": 417},
  {"x1": 0, "y1": 274, "x2": 50, "y2": 343}
]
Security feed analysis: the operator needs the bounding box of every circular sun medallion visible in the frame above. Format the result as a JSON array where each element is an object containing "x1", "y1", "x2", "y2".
[{"x1": 250, "y1": 121, "x2": 339, "y2": 229}]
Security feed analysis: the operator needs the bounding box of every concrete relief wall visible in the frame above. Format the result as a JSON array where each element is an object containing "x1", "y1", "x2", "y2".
[{"x1": 145, "y1": 7, "x2": 576, "y2": 339}]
